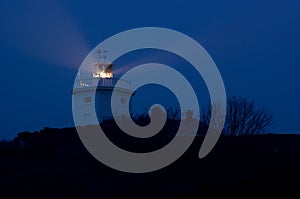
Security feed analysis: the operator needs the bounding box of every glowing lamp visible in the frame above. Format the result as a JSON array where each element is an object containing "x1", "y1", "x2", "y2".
[{"x1": 93, "y1": 62, "x2": 113, "y2": 78}]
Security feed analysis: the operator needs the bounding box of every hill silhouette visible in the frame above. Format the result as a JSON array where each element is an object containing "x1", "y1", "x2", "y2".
[{"x1": 0, "y1": 119, "x2": 299, "y2": 198}]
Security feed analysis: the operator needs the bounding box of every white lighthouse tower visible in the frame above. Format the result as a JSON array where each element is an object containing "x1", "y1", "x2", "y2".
[{"x1": 72, "y1": 49, "x2": 134, "y2": 126}]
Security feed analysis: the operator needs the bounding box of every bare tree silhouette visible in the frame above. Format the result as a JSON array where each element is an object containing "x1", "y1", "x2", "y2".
[{"x1": 201, "y1": 96, "x2": 273, "y2": 136}]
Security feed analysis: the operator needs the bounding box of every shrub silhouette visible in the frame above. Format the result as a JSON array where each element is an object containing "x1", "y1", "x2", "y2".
[{"x1": 201, "y1": 96, "x2": 273, "y2": 136}]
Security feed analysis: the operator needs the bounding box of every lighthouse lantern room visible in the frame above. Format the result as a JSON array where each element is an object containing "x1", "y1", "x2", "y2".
[{"x1": 93, "y1": 49, "x2": 113, "y2": 78}]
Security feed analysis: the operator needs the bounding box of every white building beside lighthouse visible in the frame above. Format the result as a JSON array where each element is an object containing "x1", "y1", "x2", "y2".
[{"x1": 72, "y1": 50, "x2": 134, "y2": 126}]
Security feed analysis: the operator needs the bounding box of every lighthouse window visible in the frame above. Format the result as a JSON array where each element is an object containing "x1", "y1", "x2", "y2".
[
  {"x1": 84, "y1": 97, "x2": 92, "y2": 103},
  {"x1": 83, "y1": 113, "x2": 91, "y2": 120},
  {"x1": 121, "y1": 98, "x2": 126, "y2": 105}
]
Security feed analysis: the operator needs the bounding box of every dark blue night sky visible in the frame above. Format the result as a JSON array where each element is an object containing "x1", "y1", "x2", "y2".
[{"x1": 0, "y1": 0, "x2": 299, "y2": 139}]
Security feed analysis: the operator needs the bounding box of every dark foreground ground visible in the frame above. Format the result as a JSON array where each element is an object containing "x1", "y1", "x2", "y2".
[{"x1": 0, "y1": 126, "x2": 299, "y2": 198}]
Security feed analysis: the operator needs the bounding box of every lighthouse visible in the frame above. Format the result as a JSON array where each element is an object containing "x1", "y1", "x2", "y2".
[{"x1": 72, "y1": 49, "x2": 134, "y2": 126}]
